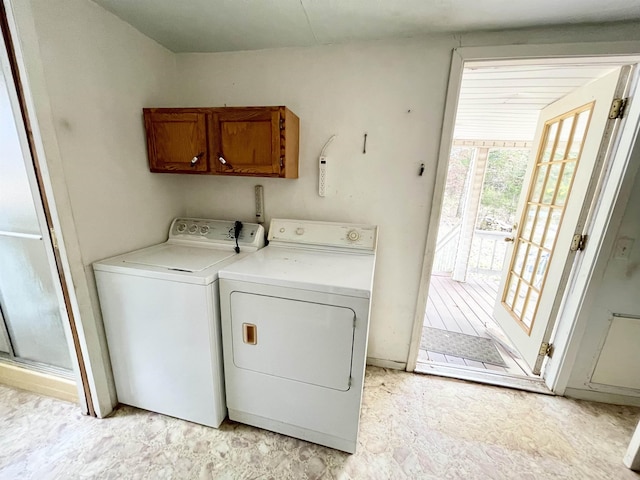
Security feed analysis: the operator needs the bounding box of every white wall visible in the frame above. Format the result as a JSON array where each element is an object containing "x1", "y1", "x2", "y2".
[
  {"x1": 27, "y1": 0, "x2": 183, "y2": 261},
  {"x1": 567, "y1": 165, "x2": 640, "y2": 393},
  {"x1": 175, "y1": 39, "x2": 455, "y2": 364},
  {"x1": 11, "y1": 0, "x2": 184, "y2": 415},
  {"x1": 173, "y1": 25, "x2": 640, "y2": 366}
]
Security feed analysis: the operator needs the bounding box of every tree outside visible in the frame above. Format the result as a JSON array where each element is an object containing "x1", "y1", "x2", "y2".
[
  {"x1": 477, "y1": 149, "x2": 530, "y2": 230},
  {"x1": 433, "y1": 147, "x2": 530, "y2": 274}
]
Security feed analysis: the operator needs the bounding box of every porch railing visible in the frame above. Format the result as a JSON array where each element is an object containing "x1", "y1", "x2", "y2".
[{"x1": 432, "y1": 227, "x2": 510, "y2": 275}]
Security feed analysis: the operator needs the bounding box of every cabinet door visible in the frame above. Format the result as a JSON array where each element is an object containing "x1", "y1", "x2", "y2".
[
  {"x1": 211, "y1": 109, "x2": 281, "y2": 176},
  {"x1": 144, "y1": 111, "x2": 208, "y2": 173}
]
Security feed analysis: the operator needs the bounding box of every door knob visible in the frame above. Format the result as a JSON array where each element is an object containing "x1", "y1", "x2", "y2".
[{"x1": 504, "y1": 237, "x2": 515, "y2": 243}]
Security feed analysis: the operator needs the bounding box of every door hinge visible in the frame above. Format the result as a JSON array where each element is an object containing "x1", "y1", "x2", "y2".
[
  {"x1": 609, "y1": 97, "x2": 628, "y2": 119},
  {"x1": 538, "y1": 342, "x2": 554, "y2": 358},
  {"x1": 279, "y1": 156, "x2": 285, "y2": 169},
  {"x1": 50, "y1": 227, "x2": 59, "y2": 250},
  {"x1": 570, "y1": 233, "x2": 587, "y2": 252}
]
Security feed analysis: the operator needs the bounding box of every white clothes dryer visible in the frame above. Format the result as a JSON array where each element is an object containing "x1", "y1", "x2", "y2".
[
  {"x1": 219, "y1": 218, "x2": 377, "y2": 453},
  {"x1": 93, "y1": 218, "x2": 264, "y2": 427}
]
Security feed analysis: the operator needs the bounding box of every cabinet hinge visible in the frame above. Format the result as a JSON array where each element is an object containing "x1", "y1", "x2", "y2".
[
  {"x1": 50, "y1": 227, "x2": 59, "y2": 250},
  {"x1": 570, "y1": 233, "x2": 587, "y2": 252},
  {"x1": 279, "y1": 117, "x2": 284, "y2": 130},
  {"x1": 538, "y1": 342, "x2": 554, "y2": 358},
  {"x1": 279, "y1": 156, "x2": 284, "y2": 169},
  {"x1": 609, "y1": 97, "x2": 628, "y2": 119}
]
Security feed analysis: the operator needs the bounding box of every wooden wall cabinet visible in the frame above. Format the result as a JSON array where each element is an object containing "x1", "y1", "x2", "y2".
[{"x1": 143, "y1": 107, "x2": 299, "y2": 178}]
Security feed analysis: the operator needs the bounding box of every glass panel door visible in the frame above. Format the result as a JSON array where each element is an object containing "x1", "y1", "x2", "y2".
[
  {"x1": 501, "y1": 104, "x2": 593, "y2": 334},
  {"x1": 0, "y1": 43, "x2": 71, "y2": 370}
]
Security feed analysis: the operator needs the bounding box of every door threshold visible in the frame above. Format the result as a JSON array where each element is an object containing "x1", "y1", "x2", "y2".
[{"x1": 415, "y1": 360, "x2": 554, "y2": 395}]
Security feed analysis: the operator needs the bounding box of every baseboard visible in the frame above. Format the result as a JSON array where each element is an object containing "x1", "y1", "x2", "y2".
[
  {"x1": 0, "y1": 362, "x2": 78, "y2": 403},
  {"x1": 564, "y1": 387, "x2": 640, "y2": 407},
  {"x1": 366, "y1": 357, "x2": 407, "y2": 370}
]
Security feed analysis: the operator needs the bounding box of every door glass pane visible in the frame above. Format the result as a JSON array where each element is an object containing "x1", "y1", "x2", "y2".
[
  {"x1": 0, "y1": 237, "x2": 71, "y2": 369},
  {"x1": 543, "y1": 209, "x2": 562, "y2": 250},
  {"x1": 531, "y1": 165, "x2": 548, "y2": 204},
  {"x1": 522, "y1": 205, "x2": 537, "y2": 241},
  {"x1": 523, "y1": 290, "x2": 539, "y2": 329},
  {"x1": 534, "y1": 252, "x2": 550, "y2": 289},
  {"x1": 542, "y1": 163, "x2": 562, "y2": 204},
  {"x1": 532, "y1": 207, "x2": 549, "y2": 245},
  {"x1": 514, "y1": 285, "x2": 527, "y2": 317},
  {"x1": 523, "y1": 246, "x2": 539, "y2": 284},
  {"x1": 540, "y1": 122, "x2": 558, "y2": 163},
  {"x1": 0, "y1": 55, "x2": 71, "y2": 371},
  {"x1": 505, "y1": 276, "x2": 518, "y2": 308},
  {"x1": 0, "y1": 69, "x2": 40, "y2": 234},
  {"x1": 555, "y1": 161, "x2": 576, "y2": 207},
  {"x1": 554, "y1": 116, "x2": 574, "y2": 160},
  {"x1": 513, "y1": 242, "x2": 528, "y2": 276},
  {"x1": 0, "y1": 309, "x2": 12, "y2": 354},
  {"x1": 567, "y1": 110, "x2": 590, "y2": 160}
]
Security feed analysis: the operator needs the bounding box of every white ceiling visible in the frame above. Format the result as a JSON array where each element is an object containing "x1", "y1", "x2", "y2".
[
  {"x1": 454, "y1": 61, "x2": 624, "y2": 141},
  {"x1": 91, "y1": 0, "x2": 640, "y2": 53}
]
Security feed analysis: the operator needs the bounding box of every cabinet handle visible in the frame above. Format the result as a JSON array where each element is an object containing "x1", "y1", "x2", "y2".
[
  {"x1": 190, "y1": 152, "x2": 204, "y2": 166},
  {"x1": 218, "y1": 154, "x2": 227, "y2": 165}
]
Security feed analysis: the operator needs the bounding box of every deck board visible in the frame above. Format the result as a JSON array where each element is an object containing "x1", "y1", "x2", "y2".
[{"x1": 421, "y1": 274, "x2": 533, "y2": 377}]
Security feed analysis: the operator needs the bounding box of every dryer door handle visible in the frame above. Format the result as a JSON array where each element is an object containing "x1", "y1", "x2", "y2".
[{"x1": 243, "y1": 323, "x2": 257, "y2": 345}]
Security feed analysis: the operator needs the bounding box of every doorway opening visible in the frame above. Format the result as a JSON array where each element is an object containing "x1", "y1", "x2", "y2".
[{"x1": 415, "y1": 57, "x2": 638, "y2": 390}]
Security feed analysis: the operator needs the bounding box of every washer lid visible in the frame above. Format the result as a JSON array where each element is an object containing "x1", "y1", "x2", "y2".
[{"x1": 123, "y1": 244, "x2": 235, "y2": 272}]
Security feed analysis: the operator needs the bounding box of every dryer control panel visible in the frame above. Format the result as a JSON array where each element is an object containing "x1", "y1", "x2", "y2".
[
  {"x1": 169, "y1": 218, "x2": 265, "y2": 249},
  {"x1": 268, "y1": 219, "x2": 377, "y2": 252}
]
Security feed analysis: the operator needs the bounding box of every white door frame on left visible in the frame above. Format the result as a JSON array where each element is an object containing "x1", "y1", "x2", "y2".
[{"x1": 406, "y1": 43, "x2": 640, "y2": 395}]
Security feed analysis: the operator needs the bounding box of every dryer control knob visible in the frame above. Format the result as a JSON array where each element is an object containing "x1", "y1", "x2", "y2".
[
  {"x1": 177, "y1": 223, "x2": 187, "y2": 233},
  {"x1": 200, "y1": 225, "x2": 210, "y2": 235},
  {"x1": 347, "y1": 230, "x2": 360, "y2": 241},
  {"x1": 296, "y1": 228, "x2": 305, "y2": 235},
  {"x1": 188, "y1": 224, "x2": 198, "y2": 234},
  {"x1": 279, "y1": 228, "x2": 285, "y2": 233}
]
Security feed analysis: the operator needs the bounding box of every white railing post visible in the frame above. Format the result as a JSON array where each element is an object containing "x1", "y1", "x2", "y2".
[{"x1": 452, "y1": 147, "x2": 490, "y2": 282}]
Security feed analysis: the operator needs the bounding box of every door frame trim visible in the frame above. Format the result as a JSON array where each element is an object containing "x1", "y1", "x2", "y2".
[
  {"x1": 407, "y1": 43, "x2": 640, "y2": 395},
  {"x1": 1, "y1": 0, "x2": 95, "y2": 413}
]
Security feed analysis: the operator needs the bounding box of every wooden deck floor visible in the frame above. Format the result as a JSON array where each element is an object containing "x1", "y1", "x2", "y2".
[{"x1": 419, "y1": 273, "x2": 534, "y2": 377}]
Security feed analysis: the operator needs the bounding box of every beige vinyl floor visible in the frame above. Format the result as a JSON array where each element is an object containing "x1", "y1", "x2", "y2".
[{"x1": 1, "y1": 366, "x2": 639, "y2": 479}]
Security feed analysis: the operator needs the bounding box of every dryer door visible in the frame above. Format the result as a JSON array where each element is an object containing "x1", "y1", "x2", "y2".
[{"x1": 230, "y1": 292, "x2": 355, "y2": 391}]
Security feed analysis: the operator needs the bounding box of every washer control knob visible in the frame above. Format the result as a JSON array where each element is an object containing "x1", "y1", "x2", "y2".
[
  {"x1": 347, "y1": 230, "x2": 360, "y2": 242},
  {"x1": 279, "y1": 228, "x2": 285, "y2": 233},
  {"x1": 188, "y1": 224, "x2": 198, "y2": 234},
  {"x1": 176, "y1": 223, "x2": 187, "y2": 233},
  {"x1": 200, "y1": 225, "x2": 210, "y2": 235},
  {"x1": 296, "y1": 227, "x2": 305, "y2": 235}
]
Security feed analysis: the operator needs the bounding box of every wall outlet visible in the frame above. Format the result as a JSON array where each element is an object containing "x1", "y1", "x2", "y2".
[{"x1": 614, "y1": 237, "x2": 634, "y2": 260}]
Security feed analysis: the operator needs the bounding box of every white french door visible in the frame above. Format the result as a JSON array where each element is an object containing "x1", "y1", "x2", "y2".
[{"x1": 493, "y1": 67, "x2": 631, "y2": 375}]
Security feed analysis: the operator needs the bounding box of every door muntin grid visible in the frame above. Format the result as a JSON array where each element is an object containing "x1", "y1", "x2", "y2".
[{"x1": 502, "y1": 103, "x2": 594, "y2": 334}]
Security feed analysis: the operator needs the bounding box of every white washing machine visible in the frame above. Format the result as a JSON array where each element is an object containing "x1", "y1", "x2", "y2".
[
  {"x1": 219, "y1": 218, "x2": 378, "y2": 453},
  {"x1": 93, "y1": 218, "x2": 264, "y2": 427}
]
